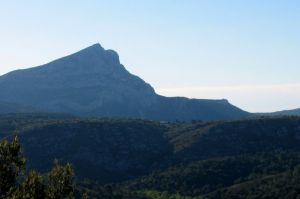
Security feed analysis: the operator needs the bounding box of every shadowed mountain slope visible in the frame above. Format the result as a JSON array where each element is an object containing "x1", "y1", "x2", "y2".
[
  {"x1": 0, "y1": 44, "x2": 249, "y2": 121},
  {"x1": 270, "y1": 108, "x2": 300, "y2": 116}
]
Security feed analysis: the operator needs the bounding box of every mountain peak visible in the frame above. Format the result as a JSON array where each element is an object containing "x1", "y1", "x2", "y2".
[
  {"x1": 72, "y1": 43, "x2": 103, "y2": 57},
  {"x1": 91, "y1": 43, "x2": 102, "y2": 48},
  {"x1": 82, "y1": 43, "x2": 103, "y2": 52},
  {"x1": 68, "y1": 43, "x2": 120, "y2": 66}
]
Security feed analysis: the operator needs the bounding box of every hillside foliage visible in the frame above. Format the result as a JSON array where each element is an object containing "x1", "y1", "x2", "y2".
[
  {"x1": 1, "y1": 114, "x2": 300, "y2": 198},
  {"x1": 0, "y1": 136, "x2": 86, "y2": 199}
]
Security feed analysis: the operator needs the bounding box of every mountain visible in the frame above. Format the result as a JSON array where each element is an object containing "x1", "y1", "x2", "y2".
[
  {"x1": 270, "y1": 108, "x2": 300, "y2": 116},
  {"x1": 0, "y1": 44, "x2": 249, "y2": 121},
  {"x1": 0, "y1": 101, "x2": 36, "y2": 114}
]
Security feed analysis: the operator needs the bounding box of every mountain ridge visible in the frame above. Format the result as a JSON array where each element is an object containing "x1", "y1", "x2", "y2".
[
  {"x1": 0, "y1": 43, "x2": 249, "y2": 121},
  {"x1": 270, "y1": 108, "x2": 300, "y2": 116}
]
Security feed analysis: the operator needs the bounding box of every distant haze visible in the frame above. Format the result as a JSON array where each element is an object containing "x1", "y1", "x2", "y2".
[{"x1": 1, "y1": 1, "x2": 299, "y2": 112}]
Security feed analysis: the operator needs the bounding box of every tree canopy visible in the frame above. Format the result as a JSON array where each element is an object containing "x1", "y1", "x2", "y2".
[{"x1": 0, "y1": 136, "x2": 86, "y2": 199}]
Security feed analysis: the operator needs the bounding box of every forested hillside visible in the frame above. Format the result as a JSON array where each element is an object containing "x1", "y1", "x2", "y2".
[{"x1": 1, "y1": 114, "x2": 300, "y2": 198}]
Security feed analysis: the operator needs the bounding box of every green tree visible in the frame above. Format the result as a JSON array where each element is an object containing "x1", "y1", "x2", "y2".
[
  {"x1": 0, "y1": 136, "x2": 25, "y2": 198},
  {"x1": 46, "y1": 162, "x2": 74, "y2": 199},
  {"x1": 0, "y1": 136, "x2": 86, "y2": 199},
  {"x1": 12, "y1": 171, "x2": 46, "y2": 199}
]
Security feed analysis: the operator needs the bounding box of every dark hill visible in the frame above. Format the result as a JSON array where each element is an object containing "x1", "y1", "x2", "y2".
[
  {"x1": 2, "y1": 114, "x2": 300, "y2": 184},
  {"x1": 270, "y1": 108, "x2": 300, "y2": 116},
  {"x1": 1, "y1": 114, "x2": 300, "y2": 198},
  {"x1": 0, "y1": 44, "x2": 249, "y2": 121}
]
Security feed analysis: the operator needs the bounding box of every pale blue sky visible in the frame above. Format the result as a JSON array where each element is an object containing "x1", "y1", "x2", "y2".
[{"x1": 0, "y1": 0, "x2": 299, "y2": 112}]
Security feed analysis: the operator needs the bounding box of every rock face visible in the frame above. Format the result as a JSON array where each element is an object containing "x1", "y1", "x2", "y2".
[{"x1": 0, "y1": 43, "x2": 249, "y2": 121}]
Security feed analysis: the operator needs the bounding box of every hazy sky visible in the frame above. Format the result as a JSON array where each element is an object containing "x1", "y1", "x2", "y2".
[{"x1": 0, "y1": 0, "x2": 299, "y2": 112}]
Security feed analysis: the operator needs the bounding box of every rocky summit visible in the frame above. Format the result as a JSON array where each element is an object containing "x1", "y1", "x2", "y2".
[{"x1": 0, "y1": 43, "x2": 249, "y2": 121}]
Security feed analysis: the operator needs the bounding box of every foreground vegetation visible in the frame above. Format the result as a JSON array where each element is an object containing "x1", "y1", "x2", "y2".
[{"x1": 0, "y1": 136, "x2": 86, "y2": 199}]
